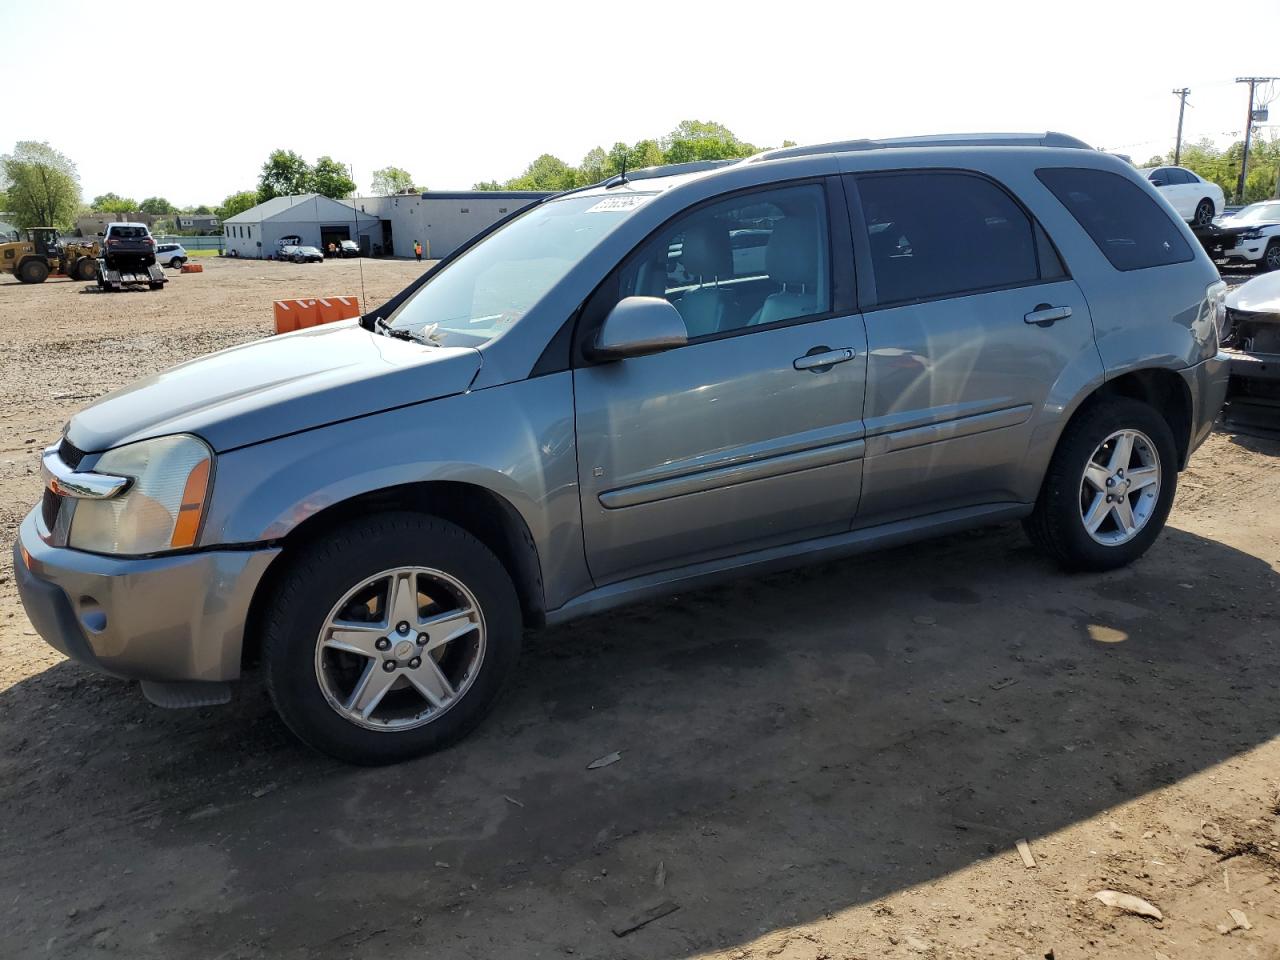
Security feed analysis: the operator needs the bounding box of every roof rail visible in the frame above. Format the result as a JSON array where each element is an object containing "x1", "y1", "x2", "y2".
[
  {"x1": 748, "y1": 131, "x2": 1093, "y2": 164},
  {"x1": 601, "y1": 158, "x2": 739, "y2": 188}
]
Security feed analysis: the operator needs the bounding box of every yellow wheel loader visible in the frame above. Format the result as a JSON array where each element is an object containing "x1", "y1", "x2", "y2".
[{"x1": 0, "y1": 227, "x2": 101, "y2": 283}]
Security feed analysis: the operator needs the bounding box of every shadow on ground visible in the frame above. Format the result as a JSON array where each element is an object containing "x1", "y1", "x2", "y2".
[{"x1": 1, "y1": 520, "x2": 1276, "y2": 958}]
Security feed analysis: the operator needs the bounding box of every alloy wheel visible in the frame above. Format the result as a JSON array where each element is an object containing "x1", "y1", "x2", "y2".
[
  {"x1": 314, "y1": 566, "x2": 486, "y2": 731},
  {"x1": 1079, "y1": 429, "x2": 1161, "y2": 546}
]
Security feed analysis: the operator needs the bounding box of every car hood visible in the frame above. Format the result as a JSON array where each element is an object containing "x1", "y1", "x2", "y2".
[
  {"x1": 1226, "y1": 271, "x2": 1280, "y2": 316},
  {"x1": 67, "y1": 321, "x2": 482, "y2": 453}
]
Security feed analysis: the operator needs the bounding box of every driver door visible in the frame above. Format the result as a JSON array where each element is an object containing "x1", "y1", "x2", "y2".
[{"x1": 572, "y1": 180, "x2": 868, "y2": 585}]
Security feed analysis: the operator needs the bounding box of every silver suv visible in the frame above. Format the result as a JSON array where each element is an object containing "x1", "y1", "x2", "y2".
[{"x1": 16, "y1": 132, "x2": 1230, "y2": 764}]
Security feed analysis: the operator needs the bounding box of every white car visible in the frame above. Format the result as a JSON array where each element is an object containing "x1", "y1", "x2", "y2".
[
  {"x1": 1138, "y1": 165, "x2": 1225, "y2": 225},
  {"x1": 155, "y1": 242, "x2": 187, "y2": 269},
  {"x1": 1218, "y1": 200, "x2": 1280, "y2": 271}
]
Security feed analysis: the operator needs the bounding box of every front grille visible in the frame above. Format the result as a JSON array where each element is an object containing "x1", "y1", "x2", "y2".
[{"x1": 41, "y1": 488, "x2": 62, "y2": 532}]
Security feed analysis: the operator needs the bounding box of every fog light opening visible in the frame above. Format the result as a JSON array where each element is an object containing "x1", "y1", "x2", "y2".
[{"x1": 78, "y1": 597, "x2": 106, "y2": 634}]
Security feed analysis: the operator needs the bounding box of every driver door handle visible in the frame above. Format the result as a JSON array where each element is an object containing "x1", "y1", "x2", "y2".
[
  {"x1": 1024, "y1": 304, "x2": 1072, "y2": 327},
  {"x1": 794, "y1": 347, "x2": 856, "y2": 371}
]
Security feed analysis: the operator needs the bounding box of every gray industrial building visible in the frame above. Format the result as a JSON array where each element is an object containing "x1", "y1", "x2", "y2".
[
  {"x1": 353, "y1": 191, "x2": 549, "y2": 259},
  {"x1": 221, "y1": 190, "x2": 550, "y2": 260},
  {"x1": 221, "y1": 194, "x2": 382, "y2": 258}
]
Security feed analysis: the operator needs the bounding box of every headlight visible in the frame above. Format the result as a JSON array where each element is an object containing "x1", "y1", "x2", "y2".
[
  {"x1": 1241, "y1": 229, "x2": 1263, "y2": 240},
  {"x1": 68, "y1": 434, "x2": 213, "y2": 554}
]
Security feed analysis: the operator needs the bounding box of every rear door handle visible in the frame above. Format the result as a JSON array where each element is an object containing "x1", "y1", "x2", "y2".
[
  {"x1": 794, "y1": 347, "x2": 856, "y2": 371},
  {"x1": 1024, "y1": 304, "x2": 1072, "y2": 327}
]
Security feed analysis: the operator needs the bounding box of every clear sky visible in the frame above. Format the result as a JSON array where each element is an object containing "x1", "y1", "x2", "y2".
[{"x1": 2, "y1": 0, "x2": 1277, "y2": 207}]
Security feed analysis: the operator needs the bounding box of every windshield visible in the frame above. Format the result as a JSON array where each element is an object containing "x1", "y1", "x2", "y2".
[
  {"x1": 388, "y1": 192, "x2": 655, "y2": 347},
  {"x1": 1231, "y1": 202, "x2": 1280, "y2": 223}
]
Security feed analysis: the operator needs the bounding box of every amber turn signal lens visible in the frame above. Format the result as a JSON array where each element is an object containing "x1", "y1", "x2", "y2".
[{"x1": 169, "y1": 458, "x2": 211, "y2": 549}]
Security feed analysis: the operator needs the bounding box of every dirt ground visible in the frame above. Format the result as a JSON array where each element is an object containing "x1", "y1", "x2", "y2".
[{"x1": 1, "y1": 257, "x2": 1279, "y2": 960}]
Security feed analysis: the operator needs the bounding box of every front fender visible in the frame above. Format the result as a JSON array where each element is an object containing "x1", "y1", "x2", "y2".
[{"x1": 201, "y1": 373, "x2": 592, "y2": 610}]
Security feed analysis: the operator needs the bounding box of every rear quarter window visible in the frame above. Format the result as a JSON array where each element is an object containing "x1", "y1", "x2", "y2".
[{"x1": 1035, "y1": 167, "x2": 1193, "y2": 271}]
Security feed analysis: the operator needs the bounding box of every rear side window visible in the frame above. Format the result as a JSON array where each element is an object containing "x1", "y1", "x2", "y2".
[
  {"x1": 1036, "y1": 167, "x2": 1193, "y2": 271},
  {"x1": 856, "y1": 171, "x2": 1043, "y2": 306}
]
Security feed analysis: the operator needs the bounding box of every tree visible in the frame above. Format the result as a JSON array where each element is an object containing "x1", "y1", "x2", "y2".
[
  {"x1": 139, "y1": 196, "x2": 176, "y2": 215},
  {"x1": 258, "y1": 149, "x2": 311, "y2": 201},
  {"x1": 1, "y1": 141, "x2": 82, "y2": 229},
  {"x1": 474, "y1": 121, "x2": 779, "y2": 191},
  {"x1": 92, "y1": 192, "x2": 138, "y2": 213},
  {"x1": 218, "y1": 190, "x2": 259, "y2": 220},
  {"x1": 505, "y1": 154, "x2": 578, "y2": 192},
  {"x1": 188, "y1": 204, "x2": 212, "y2": 215},
  {"x1": 311, "y1": 156, "x2": 356, "y2": 199},
  {"x1": 371, "y1": 166, "x2": 415, "y2": 195},
  {"x1": 661, "y1": 119, "x2": 759, "y2": 165}
]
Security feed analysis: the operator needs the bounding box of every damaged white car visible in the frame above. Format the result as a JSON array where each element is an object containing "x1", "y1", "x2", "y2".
[{"x1": 1221, "y1": 271, "x2": 1280, "y2": 431}]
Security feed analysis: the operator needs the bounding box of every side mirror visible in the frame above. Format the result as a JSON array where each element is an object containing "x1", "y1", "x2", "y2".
[
  {"x1": 1149, "y1": 179, "x2": 1166, "y2": 187},
  {"x1": 591, "y1": 296, "x2": 688, "y2": 361}
]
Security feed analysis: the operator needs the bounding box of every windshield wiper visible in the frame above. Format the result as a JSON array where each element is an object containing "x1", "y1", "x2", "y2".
[{"x1": 374, "y1": 316, "x2": 437, "y2": 345}]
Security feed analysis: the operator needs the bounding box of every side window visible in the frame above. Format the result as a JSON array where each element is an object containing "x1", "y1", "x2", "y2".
[
  {"x1": 1036, "y1": 167, "x2": 1194, "y2": 271},
  {"x1": 1168, "y1": 168, "x2": 1191, "y2": 185},
  {"x1": 616, "y1": 183, "x2": 831, "y2": 338},
  {"x1": 856, "y1": 172, "x2": 1041, "y2": 306}
]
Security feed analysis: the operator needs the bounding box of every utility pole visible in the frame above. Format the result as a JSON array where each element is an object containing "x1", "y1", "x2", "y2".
[
  {"x1": 1235, "y1": 77, "x2": 1277, "y2": 202},
  {"x1": 1172, "y1": 88, "x2": 1190, "y2": 165}
]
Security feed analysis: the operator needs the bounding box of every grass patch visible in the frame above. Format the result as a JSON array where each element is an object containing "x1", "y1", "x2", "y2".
[{"x1": 185, "y1": 248, "x2": 222, "y2": 258}]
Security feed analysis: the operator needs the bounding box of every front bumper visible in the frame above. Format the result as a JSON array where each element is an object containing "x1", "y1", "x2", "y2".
[
  {"x1": 1178, "y1": 351, "x2": 1232, "y2": 463},
  {"x1": 14, "y1": 509, "x2": 279, "y2": 682}
]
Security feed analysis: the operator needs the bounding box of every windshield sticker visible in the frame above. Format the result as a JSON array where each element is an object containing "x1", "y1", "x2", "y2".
[{"x1": 585, "y1": 194, "x2": 654, "y2": 214}]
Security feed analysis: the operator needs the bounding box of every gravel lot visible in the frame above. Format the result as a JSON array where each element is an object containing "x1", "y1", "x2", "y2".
[{"x1": 1, "y1": 257, "x2": 1279, "y2": 959}]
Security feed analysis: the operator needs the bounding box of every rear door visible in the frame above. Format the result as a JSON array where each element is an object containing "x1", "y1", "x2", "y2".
[
  {"x1": 846, "y1": 169, "x2": 1098, "y2": 525},
  {"x1": 573, "y1": 179, "x2": 868, "y2": 584}
]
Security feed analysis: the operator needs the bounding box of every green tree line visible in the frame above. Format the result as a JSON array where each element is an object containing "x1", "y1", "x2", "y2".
[{"x1": 473, "y1": 120, "x2": 793, "y2": 191}]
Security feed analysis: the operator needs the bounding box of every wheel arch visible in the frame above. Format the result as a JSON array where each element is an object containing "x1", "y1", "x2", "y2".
[
  {"x1": 1066, "y1": 367, "x2": 1194, "y2": 468},
  {"x1": 241, "y1": 480, "x2": 546, "y2": 671}
]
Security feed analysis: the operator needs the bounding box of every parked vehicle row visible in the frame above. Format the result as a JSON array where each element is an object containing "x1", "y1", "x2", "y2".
[{"x1": 15, "y1": 132, "x2": 1230, "y2": 765}]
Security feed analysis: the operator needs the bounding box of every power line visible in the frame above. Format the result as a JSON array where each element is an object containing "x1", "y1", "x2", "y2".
[{"x1": 1236, "y1": 77, "x2": 1278, "y2": 200}]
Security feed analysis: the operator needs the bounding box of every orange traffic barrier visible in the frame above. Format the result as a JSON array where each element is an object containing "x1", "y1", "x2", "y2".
[
  {"x1": 181, "y1": 262, "x2": 203, "y2": 273},
  {"x1": 273, "y1": 296, "x2": 362, "y2": 334},
  {"x1": 316, "y1": 296, "x2": 360, "y2": 325}
]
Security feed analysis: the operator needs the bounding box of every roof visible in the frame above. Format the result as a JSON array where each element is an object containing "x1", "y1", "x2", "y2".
[{"x1": 223, "y1": 193, "x2": 379, "y2": 224}]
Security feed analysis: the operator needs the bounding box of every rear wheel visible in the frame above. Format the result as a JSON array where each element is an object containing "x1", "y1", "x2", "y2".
[
  {"x1": 74, "y1": 257, "x2": 97, "y2": 281},
  {"x1": 262, "y1": 512, "x2": 522, "y2": 765},
  {"x1": 169, "y1": 257, "x2": 184, "y2": 269},
  {"x1": 18, "y1": 259, "x2": 49, "y2": 283},
  {"x1": 1192, "y1": 198, "x2": 1214, "y2": 226},
  {"x1": 1024, "y1": 397, "x2": 1177, "y2": 571}
]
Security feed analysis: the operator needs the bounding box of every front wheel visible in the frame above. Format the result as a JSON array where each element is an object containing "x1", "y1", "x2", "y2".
[
  {"x1": 1264, "y1": 241, "x2": 1280, "y2": 272},
  {"x1": 1023, "y1": 398, "x2": 1177, "y2": 572},
  {"x1": 1192, "y1": 198, "x2": 1214, "y2": 226},
  {"x1": 262, "y1": 512, "x2": 522, "y2": 765},
  {"x1": 170, "y1": 257, "x2": 184, "y2": 269}
]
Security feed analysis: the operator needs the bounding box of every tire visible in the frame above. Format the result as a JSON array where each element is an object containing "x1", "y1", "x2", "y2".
[
  {"x1": 1192, "y1": 198, "x2": 1214, "y2": 226},
  {"x1": 169, "y1": 257, "x2": 184, "y2": 269},
  {"x1": 262, "y1": 512, "x2": 522, "y2": 765},
  {"x1": 74, "y1": 257, "x2": 97, "y2": 281},
  {"x1": 1023, "y1": 397, "x2": 1178, "y2": 572},
  {"x1": 18, "y1": 259, "x2": 49, "y2": 284},
  {"x1": 1264, "y1": 241, "x2": 1280, "y2": 272}
]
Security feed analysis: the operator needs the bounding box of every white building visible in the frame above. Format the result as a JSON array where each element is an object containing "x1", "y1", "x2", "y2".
[
  {"x1": 221, "y1": 194, "x2": 382, "y2": 258},
  {"x1": 222, "y1": 191, "x2": 552, "y2": 260}
]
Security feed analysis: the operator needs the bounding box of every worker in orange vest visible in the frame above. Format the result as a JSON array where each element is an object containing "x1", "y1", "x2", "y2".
[{"x1": 414, "y1": 240, "x2": 423, "y2": 263}]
